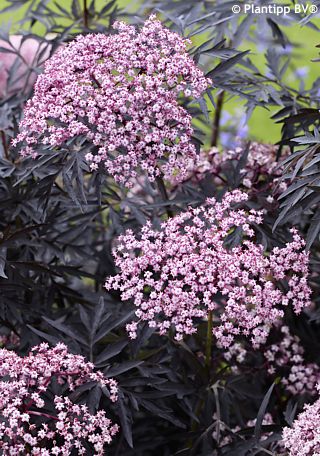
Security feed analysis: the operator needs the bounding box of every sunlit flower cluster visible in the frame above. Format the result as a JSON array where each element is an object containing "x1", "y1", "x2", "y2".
[
  {"x1": 106, "y1": 190, "x2": 311, "y2": 347},
  {"x1": 13, "y1": 15, "x2": 209, "y2": 187},
  {"x1": 0, "y1": 343, "x2": 118, "y2": 455}
]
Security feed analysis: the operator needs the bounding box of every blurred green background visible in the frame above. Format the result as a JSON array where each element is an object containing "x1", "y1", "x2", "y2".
[{"x1": 1, "y1": 0, "x2": 320, "y2": 145}]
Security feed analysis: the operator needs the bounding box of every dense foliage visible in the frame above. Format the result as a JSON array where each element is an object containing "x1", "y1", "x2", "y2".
[{"x1": 1, "y1": 0, "x2": 320, "y2": 455}]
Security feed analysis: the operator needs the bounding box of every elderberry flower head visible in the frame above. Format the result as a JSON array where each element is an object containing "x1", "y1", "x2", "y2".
[
  {"x1": 282, "y1": 384, "x2": 320, "y2": 455},
  {"x1": 0, "y1": 343, "x2": 118, "y2": 455},
  {"x1": 222, "y1": 325, "x2": 320, "y2": 395},
  {"x1": 105, "y1": 190, "x2": 311, "y2": 347},
  {"x1": 13, "y1": 15, "x2": 209, "y2": 187},
  {"x1": 265, "y1": 325, "x2": 320, "y2": 395},
  {"x1": 170, "y1": 142, "x2": 288, "y2": 197}
]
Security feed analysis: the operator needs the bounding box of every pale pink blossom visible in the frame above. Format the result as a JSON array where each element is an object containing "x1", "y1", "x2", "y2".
[
  {"x1": 0, "y1": 343, "x2": 118, "y2": 455},
  {"x1": 105, "y1": 190, "x2": 311, "y2": 346},
  {"x1": 223, "y1": 325, "x2": 320, "y2": 395},
  {"x1": 282, "y1": 384, "x2": 320, "y2": 455},
  {"x1": 170, "y1": 142, "x2": 288, "y2": 196},
  {"x1": 265, "y1": 325, "x2": 320, "y2": 395},
  {"x1": 13, "y1": 16, "x2": 209, "y2": 187}
]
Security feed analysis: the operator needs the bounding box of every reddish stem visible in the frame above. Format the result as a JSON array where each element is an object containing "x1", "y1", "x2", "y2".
[{"x1": 29, "y1": 410, "x2": 59, "y2": 421}]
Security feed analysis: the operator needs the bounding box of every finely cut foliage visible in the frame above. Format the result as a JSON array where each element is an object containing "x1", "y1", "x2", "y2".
[
  {"x1": 2, "y1": 1, "x2": 320, "y2": 454},
  {"x1": 106, "y1": 190, "x2": 311, "y2": 347}
]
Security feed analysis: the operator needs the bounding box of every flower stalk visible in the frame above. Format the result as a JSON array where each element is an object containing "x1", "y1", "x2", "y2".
[
  {"x1": 83, "y1": 0, "x2": 89, "y2": 28},
  {"x1": 211, "y1": 91, "x2": 224, "y2": 147},
  {"x1": 205, "y1": 310, "x2": 213, "y2": 370}
]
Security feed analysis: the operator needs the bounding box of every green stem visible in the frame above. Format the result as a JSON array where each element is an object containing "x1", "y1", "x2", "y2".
[{"x1": 205, "y1": 310, "x2": 213, "y2": 370}]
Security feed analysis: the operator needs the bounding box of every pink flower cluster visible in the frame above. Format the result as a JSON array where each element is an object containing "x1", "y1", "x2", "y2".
[
  {"x1": 222, "y1": 325, "x2": 320, "y2": 396},
  {"x1": 0, "y1": 343, "x2": 118, "y2": 455},
  {"x1": 170, "y1": 142, "x2": 288, "y2": 198},
  {"x1": 222, "y1": 341, "x2": 248, "y2": 373},
  {"x1": 282, "y1": 384, "x2": 320, "y2": 455},
  {"x1": 265, "y1": 325, "x2": 320, "y2": 395},
  {"x1": 13, "y1": 16, "x2": 209, "y2": 187},
  {"x1": 105, "y1": 190, "x2": 311, "y2": 347}
]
